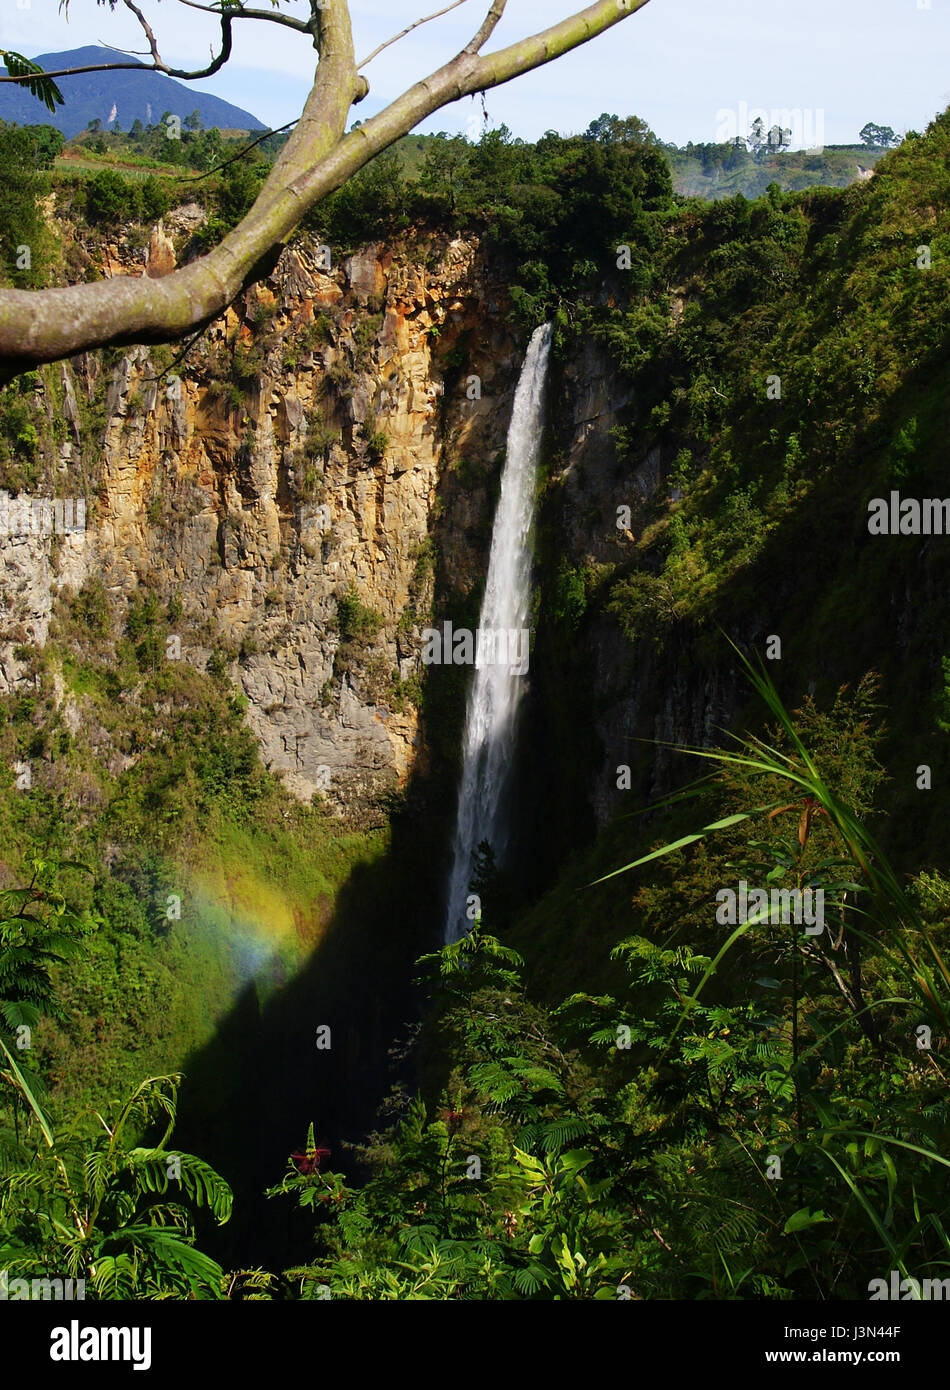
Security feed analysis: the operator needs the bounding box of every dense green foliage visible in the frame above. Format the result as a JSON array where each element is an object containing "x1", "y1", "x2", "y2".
[
  {"x1": 267, "y1": 665, "x2": 950, "y2": 1299},
  {"x1": 0, "y1": 856, "x2": 242, "y2": 1297},
  {"x1": 0, "y1": 123, "x2": 61, "y2": 287}
]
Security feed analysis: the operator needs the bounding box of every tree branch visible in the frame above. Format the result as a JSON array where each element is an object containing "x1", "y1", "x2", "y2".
[
  {"x1": 122, "y1": 0, "x2": 163, "y2": 67},
  {"x1": 176, "y1": 0, "x2": 315, "y2": 36},
  {"x1": 0, "y1": 0, "x2": 653, "y2": 377},
  {"x1": 462, "y1": 0, "x2": 507, "y2": 55},
  {"x1": 358, "y1": 0, "x2": 470, "y2": 70},
  {"x1": 121, "y1": 0, "x2": 236, "y2": 80},
  {"x1": 0, "y1": 59, "x2": 161, "y2": 81}
]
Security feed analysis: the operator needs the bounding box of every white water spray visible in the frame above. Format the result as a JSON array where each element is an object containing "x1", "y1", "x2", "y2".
[{"x1": 444, "y1": 322, "x2": 553, "y2": 943}]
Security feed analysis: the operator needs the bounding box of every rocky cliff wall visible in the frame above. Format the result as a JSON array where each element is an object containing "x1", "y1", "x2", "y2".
[{"x1": 1, "y1": 218, "x2": 538, "y2": 824}]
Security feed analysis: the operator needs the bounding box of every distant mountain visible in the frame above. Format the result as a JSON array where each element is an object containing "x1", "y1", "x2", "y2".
[{"x1": 0, "y1": 46, "x2": 265, "y2": 138}]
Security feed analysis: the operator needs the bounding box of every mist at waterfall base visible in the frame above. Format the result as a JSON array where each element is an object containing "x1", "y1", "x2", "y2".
[{"x1": 444, "y1": 323, "x2": 553, "y2": 944}]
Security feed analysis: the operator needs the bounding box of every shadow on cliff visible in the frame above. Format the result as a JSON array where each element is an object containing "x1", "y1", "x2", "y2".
[
  {"x1": 172, "y1": 782, "x2": 448, "y2": 1273},
  {"x1": 498, "y1": 335, "x2": 950, "y2": 1005},
  {"x1": 519, "y1": 354, "x2": 950, "y2": 936}
]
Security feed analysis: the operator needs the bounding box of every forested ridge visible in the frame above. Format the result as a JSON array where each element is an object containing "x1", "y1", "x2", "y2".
[{"x1": 2, "y1": 104, "x2": 950, "y2": 1300}]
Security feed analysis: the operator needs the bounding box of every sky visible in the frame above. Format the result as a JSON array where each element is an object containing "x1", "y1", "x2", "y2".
[{"x1": 5, "y1": 0, "x2": 950, "y2": 147}]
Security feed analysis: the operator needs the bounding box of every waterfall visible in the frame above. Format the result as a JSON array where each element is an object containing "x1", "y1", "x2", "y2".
[{"x1": 444, "y1": 322, "x2": 553, "y2": 943}]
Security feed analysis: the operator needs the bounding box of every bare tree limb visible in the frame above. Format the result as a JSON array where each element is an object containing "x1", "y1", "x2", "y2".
[
  {"x1": 176, "y1": 0, "x2": 314, "y2": 32},
  {"x1": 0, "y1": 0, "x2": 653, "y2": 378},
  {"x1": 358, "y1": 0, "x2": 470, "y2": 70},
  {"x1": 462, "y1": 0, "x2": 507, "y2": 55},
  {"x1": 96, "y1": 43, "x2": 155, "y2": 59},
  {"x1": 0, "y1": 59, "x2": 164, "y2": 81},
  {"x1": 123, "y1": 0, "x2": 237, "y2": 80},
  {"x1": 122, "y1": 0, "x2": 163, "y2": 65}
]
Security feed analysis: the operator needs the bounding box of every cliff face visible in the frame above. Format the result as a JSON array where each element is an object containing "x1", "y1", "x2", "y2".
[{"x1": 2, "y1": 220, "x2": 540, "y2": 821}]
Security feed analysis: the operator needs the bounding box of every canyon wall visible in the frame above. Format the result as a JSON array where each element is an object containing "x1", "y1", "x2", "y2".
[
  {"x1": 1, "y1": 209, "x2": 688, "y2": 840},
  {"x1": 1, "y1": 221, "x2": 530, "y2": 819}
]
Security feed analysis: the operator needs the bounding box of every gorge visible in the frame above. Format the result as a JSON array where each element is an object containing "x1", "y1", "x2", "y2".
[{"x1": 3, "y1": 106, "x2": 950, "y2": 1297}]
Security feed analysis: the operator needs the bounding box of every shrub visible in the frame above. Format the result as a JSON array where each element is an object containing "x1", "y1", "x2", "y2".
[
  {"x1": 336, "y1": 586, "x2": 384, "y2": 642},
  {"x1": 85, "y1": 170, "x2": 140, "y2": 226},
  {"x1": 71, "y1": 580, "x2": 111, "y2": 638},
  {"x1": 125, "y1": 593, "x2": 161, "y2": 641},
  {"x1": 140, "y1": 175, "x2": 170, "y2": 222},
  {"x1": 365, "y1": 428, "x2": 389, "y2": 460},
  {"x1": 135, "y1": 632, "x2": 164, "y2": 670},
  {"x1": 206, "y1": 648, "x2": 230, "y2": 680}
]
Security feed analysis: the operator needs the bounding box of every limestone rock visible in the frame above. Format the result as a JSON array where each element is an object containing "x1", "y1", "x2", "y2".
[
  {"x1": 20, "y1": 228, "x2": 515, "y2": 825},
  {"x1": 146, "y1": 221, "x2": 176, "y2": 278}
]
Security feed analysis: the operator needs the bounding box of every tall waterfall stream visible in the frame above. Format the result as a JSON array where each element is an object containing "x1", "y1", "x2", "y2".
[{"x1": 444, "y1": 322, "x2": 553, "y2": 943}]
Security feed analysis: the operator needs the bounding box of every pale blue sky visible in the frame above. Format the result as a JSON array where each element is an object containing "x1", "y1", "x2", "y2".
[{"x1": 7, "y1": 0, "x2": 950, "y2": 146}]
